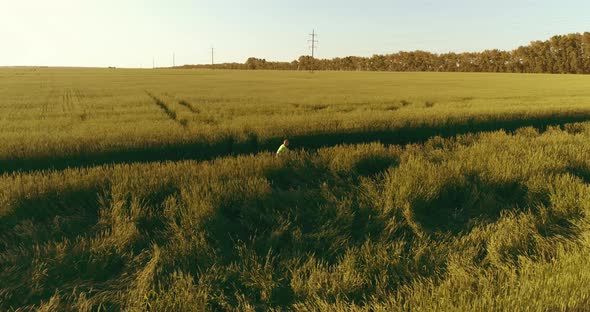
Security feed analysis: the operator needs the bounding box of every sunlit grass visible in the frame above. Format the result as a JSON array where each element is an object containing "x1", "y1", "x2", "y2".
[
  {"x1": 1, "y1": 68, "x2": 590, "y2": 172},
  {"x1": 2, "y1": 68, "x2": 590, "y2": 310}
]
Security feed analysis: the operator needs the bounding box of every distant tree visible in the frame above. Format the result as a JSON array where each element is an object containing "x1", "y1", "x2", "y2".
[
  {"x1": 582, "y1": 32, "x2": 590, "y2": 73},
  {"x1": 184, "y1": 32, "x2": 590, "y2": 74}
]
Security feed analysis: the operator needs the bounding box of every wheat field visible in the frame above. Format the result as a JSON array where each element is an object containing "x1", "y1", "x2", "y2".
[{"x1": 2, "y1": 68, "x2": 590, "y2": 311}]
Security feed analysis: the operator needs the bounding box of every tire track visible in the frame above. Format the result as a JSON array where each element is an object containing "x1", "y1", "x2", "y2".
[
  {"x1": 40, "y1": 88, "x2": 56, "y2": 119},
  {"x1": 177, "y1": 99, "x2": 200, "y2": 114},
  {"x1": 145, "y1": 91, "x2": 187, "y2": 128}
]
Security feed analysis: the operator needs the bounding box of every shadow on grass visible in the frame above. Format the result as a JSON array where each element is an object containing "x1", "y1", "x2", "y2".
[
  {"x1": 564, "y1": 164, "x2": 590, "y2": 185},
  {"x1": 0, "y1": 185, "x2": 104, "y2": 252},
  {"x1": 0, "y1": 184, "x2": 112, "y2": 308},
  {"x1": 410, "y1": 176, "x2": 532, "y2": 234},
  {"x1": 200, "y1": 153, "x2": 399, "y2": 297},
  {"x1": 1, "y1": 112, "x2": 589, "y2": 175},
  {"x1": 0, "y1": 181, "x2": 181, "y2": 309},
  {"x1": 192, "y1": 154, "x2": 407, "y2": 308},
  {"x1": 353, "y1": 155, "x2": 398, "y2": 177}
]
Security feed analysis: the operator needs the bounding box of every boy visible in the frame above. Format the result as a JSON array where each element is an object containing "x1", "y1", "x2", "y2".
[{"x1": 276, "y1": 139, "x2": 290, "y2": 155}]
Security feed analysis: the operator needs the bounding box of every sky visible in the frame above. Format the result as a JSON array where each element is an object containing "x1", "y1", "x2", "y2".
[{"x1": 1, "y1": 0, "x2": 589, "y2": 68}]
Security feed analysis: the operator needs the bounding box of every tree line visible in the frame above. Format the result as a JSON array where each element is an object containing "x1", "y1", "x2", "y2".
[{"x1": 178, "y1": 32, "x2": 590, "y2": 74}]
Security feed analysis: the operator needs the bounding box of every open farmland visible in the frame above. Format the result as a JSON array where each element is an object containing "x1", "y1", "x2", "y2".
[
  {"x1": 2, "y1": 68, "x2": 590, "y2": 172},
  {"x1": 2, "y1": 68, "x2": 590, "y2": 310}
]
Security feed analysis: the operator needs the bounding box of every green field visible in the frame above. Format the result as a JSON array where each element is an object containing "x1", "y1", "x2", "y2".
[
  {"x1": 2, "y1": 68, "x2": 590, "y2": 310},
  {"x1": 3, "y1": 68, "x2": 590, "y2": 172}
]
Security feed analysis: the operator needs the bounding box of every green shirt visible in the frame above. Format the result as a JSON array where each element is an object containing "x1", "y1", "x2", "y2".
[{"x1": 276, "y1": 144, "x2": 289, "y2": 155}]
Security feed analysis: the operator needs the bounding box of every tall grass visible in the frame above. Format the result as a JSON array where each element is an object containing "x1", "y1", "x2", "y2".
[{"x1": 2, "y1": 122, "x2": 590, "y2": 310}]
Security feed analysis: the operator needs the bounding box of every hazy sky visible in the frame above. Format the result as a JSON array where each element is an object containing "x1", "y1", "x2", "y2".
[{"x1": 1, "y1": 0, "x2": 589, "y2": 67}]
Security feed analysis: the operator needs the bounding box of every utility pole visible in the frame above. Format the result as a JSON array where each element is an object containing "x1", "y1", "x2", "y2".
[
  {"x1": 173, "y1": 53, "x2": 175, "y2": 67},
  {"x1": 152, "y1": 57, "x2": 155, "y2": 69},
  {"x1": 309, "y1": 29, "x2": 318, "y2": 58},
  {"x1": 308, "y1": 29, "x2": 318, "y2": 72},
  {"x1": 211, "y1": 48, "x2": 214, "y2": 67}
]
